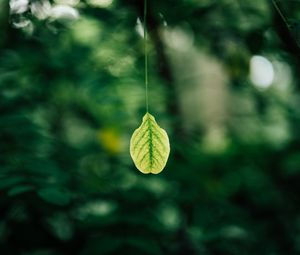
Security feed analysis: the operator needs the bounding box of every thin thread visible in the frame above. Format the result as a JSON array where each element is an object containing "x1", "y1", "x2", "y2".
[
  {"x1": 144, "y1": 0, "x2": 149, "y2": 112},
  {"x1": 272, "y1": 0, "x2": 300, "y2": 46},
  {"x1": 272, "y1": 0, "x2": 289, "y2": 27},
  {"x1": 274, "y1": 0, "x2": 300, "y2": 4}
]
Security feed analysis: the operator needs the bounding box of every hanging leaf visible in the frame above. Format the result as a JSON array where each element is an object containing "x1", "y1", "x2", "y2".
[{"x1": 130, "y1": 113, "x2": 170, "y2": 174}]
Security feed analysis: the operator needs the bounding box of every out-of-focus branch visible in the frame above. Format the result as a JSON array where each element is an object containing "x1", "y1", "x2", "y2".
[
  {"x1": 271, "y1": 0, "x2": 300, "y2": 93},
  {"x1": 271, "y1": 0, "x2": 300, "y2": 60}
]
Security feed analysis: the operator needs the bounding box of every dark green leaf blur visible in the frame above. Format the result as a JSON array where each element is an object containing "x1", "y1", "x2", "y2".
[{"x1": 1, "y1": 0, "x2": 300, "y2": 254}]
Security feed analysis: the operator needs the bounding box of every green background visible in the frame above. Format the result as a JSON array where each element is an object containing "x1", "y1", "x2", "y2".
[{"x1": 1, "y1": 0, "x2": 300, "y2": 254}]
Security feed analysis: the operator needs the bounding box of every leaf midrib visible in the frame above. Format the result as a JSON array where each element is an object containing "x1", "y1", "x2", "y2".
[{"x1": 147, "y1": 117, "x2": 154, "y2": 169}]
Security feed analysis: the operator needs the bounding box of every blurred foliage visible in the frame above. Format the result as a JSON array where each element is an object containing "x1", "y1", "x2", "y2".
[{"x1": 1, "y1": 0, "x2": 300, "y2": 254}]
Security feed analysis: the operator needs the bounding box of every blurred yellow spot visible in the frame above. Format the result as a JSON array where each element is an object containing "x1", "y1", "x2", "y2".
[{"x1": 96, "y1": 128, "x2": 122, "y2": 154}]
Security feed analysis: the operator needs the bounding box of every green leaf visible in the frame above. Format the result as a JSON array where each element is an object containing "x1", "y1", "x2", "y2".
[
  {"x1": 37, "y1": 188, "x2": 71, "y2": 206},
  {"x1": 130, "y1": 113, "x2": 170, "y2": 174},
  {"x1": 0, "y1": 176, "x2": 24, "y2": 190},
  {"x1": 8, "y1": 185, "x2": 35, "y2": 196}
]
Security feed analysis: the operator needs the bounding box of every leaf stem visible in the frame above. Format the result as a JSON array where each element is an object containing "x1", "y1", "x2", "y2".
[{"x1": 144, "y1": 0, "x2": 149, "y2": 112}]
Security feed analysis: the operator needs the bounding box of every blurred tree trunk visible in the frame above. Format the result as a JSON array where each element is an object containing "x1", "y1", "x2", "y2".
[
  {"x1": 0, "y1": 0, "x2": 9, "y2": 47},
  {"x1": 124, "y1": 0, "x2": 186, "y2": 141},
  {"x1": 147, "y1": 8, "x2": 186, "y2": 140}
]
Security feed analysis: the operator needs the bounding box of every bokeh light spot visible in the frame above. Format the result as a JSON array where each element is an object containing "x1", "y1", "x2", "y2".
[{"x1": 250, "y1": 55, "x2": 274, "y2": 89}]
